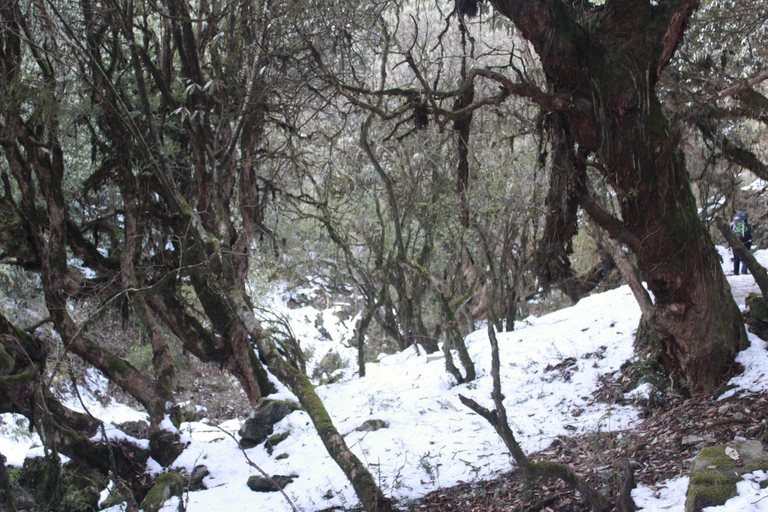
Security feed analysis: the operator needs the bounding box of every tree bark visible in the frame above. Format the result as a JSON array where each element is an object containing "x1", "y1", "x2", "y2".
[{"x1": 0, "y1": 312, "x2": 149, "y2": 494}]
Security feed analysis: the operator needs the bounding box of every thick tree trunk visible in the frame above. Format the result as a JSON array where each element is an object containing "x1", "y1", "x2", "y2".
[
  {"x1": 486, "y1": 0, "x2": 747, "y2": 392},
  {"x1": 590, "y1": 105, "x2": 747, "y2": 391}
]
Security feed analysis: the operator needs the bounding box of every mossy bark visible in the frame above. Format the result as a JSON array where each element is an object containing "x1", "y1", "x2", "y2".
[
  {"x1": 0, "y1": 454, "x2": 17, "y2": 512},
  {"x1": 1, "y1": 311, "x2": 150, "y2": 497}
]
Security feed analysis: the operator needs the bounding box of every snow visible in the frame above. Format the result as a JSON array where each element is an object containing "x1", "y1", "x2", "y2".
[{"x1": 4, "y1": 247, "x2": 768, "y2": 512}]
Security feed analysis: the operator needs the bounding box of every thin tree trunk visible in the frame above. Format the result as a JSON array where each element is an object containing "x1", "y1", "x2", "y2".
[
  {"x1": 717, "y1": 217, "x2": 768, "y2": 297},
  {"x1": 458, "y1": 324, "x2": 612, "y2": 512}
]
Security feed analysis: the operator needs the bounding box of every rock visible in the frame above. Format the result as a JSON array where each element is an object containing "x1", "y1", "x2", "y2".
[
  {"x1": 140, "y1": 472, "x2": 185, "y2": 512},
  {"x1": 0, "y1": 454, "x2": 15, "y2": 510},
  {"x1": 685, "y1": 440, "x2": 768, "y2": 512},
  {"x1": 150, "y1": 428, "x2": 186, "y2": 467},
  {"x1": 681, "y1": 435, "x2": 704, "y2": 445},
  {"x1": 189, "y1": 465, "x2": 210, "y2": 491},
  {"x1": 238, "y1": 399, "x2": 301, "y2": 449},
  {"x1": 265, "y1": 431, "x2": 291, "y2": 455},
  {"x1": 355, "y1": 419, "x2": 389, "y2": 432},
  {"x1": 60, "y1": 462, "x2": 107, "y2": 512},
  {"x1": 117, "y1": 420, "x2": 150, "y2": 439},
  {"x1": 19, "y1": 455, "x2": 106, "y2": 510},
  {"x1": 311, "y1": 351, "x2": 345, "y2": 382},
  {"x1": 744, "y1": 293, "x2": 768, "y2": 341},
  {"x1": 246, "y1": 474, "x2": 297, "y2": 492},
  {"x1": 746, "y1": 293, "x2": 768, "y2": 321}
]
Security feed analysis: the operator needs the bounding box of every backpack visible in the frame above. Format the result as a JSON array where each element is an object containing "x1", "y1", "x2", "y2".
[{"x1": 732, "y1": 211, "x2": 752, "y2": 243}]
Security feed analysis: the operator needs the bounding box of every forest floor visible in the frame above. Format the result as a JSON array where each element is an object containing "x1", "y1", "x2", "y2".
[{"x1": 405, "y1": 385, "x2": 768, "y2": 512}]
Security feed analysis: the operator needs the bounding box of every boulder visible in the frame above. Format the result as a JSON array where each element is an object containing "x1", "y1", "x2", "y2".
[
  {"x1": 265, "y1": 431, "x2": 291, "y2": 455},
  {"x1": 238, "y1": 399, "x2": 300, "y2": 449},
  {"x1": 685, "y1": 440, "x2": 768, "y2": 512},
  {"x1": 149, "y1": 428, "x2": 186, "y2": 467},
  {"x1": 116, "y1": 420, "x2": 150, "y2": 439},
  {"x1": 745, "y1": 293, "x2": 768, "y2": 341}
]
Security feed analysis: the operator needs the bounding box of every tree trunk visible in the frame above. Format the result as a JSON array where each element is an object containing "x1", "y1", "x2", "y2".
[
  {"x1": 486, "y1": 0, "x2": 747, "y2": 392},
  {"x1": 232, "y1": 292, "x2": 393, "y2": 512},
  {"x1": 0, "y1": 312, "x2": 149, "y2": 495}
]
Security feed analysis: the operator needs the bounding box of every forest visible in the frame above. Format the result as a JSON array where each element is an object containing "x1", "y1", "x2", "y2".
[{"x1": 1, "y1": 0, "x2": 767, "y2": 510}]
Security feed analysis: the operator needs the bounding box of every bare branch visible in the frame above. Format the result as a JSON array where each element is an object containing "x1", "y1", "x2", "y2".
[{"x1": 216, "y1": 427, "x2": 301, "y2": 512}]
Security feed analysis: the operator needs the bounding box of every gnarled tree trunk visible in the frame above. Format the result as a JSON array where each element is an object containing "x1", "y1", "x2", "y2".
[{"x1": 485, "y1": 0, "x2": 747, "y2": 392}]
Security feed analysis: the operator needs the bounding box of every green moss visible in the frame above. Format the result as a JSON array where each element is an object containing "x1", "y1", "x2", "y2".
[
  {"x1": 106, "y1": 355, "x2": 132, "y2": 377},
  {"x1": 265, "y1": 431, "x2": 290, "y2": 455},
  {"x1": 686, "y1": 473, "x2": 739, "y2": 512},
  {"x1": 0, "y1": 348, "x2": 14, "y2": 375},
  {"x1": 59, "y1": 463, "x2": 107, "y2": 512},
  {"x1": 139, "y1": 472, "x2": 185, "y2": 512},
  {"x1": 693, "y1": 445, "x2": 768, "y2": 473},
  {"x1": 686, "y1": 442, "x2": 768, "y2": 512}
]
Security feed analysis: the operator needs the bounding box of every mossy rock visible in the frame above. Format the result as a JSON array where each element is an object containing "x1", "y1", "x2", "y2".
[
  {"x1": 18, "y1": 457, "x2": 107, "y2": 512},
  {"x1": 60, "y1": 462, "x2": 107, "y2": 512},
  {"x1": 149, "y1": 428, "x2": 186, "y2": 468},
  {"x1": 265, "y1": 431, "x2": 291, "y2": 455},
  {"x1": 140, "y1": 472, "x2": 185, "y2": 512},
  {"x1": 246, "y1": 474, "x2": 297, "y2": 492},
  {"x1": 746, "y1": 293, "x2": 768, "y2": 321},
  {"x1": 685, "y1": 440, "x2": 768, "y2": 512},
  {"x1": 744, "y1": 293, "x2": 768, "y2": 341},
  {"x1": 311, "y1": 351, "x2": 345, "y2": 381},
  {"x1": 99, "y1": 488, "x2": 128, "y2": 510},
  {"x1": 239, "y1": 399, "x2": 301, "y2": 449}
]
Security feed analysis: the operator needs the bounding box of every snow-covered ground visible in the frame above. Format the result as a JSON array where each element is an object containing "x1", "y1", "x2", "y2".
[{"x1": 2, "y1": 247, "x2": 767, "y2": 512}]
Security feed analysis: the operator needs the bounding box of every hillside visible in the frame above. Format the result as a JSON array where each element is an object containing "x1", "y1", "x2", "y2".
[{"x1": 2, "y1": 248, "x2": 767, "y2": 512}]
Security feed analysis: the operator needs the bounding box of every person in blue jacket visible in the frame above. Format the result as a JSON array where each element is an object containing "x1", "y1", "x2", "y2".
[{"x1": 730, "y1": 210, "x2": 752, "y2": 275}]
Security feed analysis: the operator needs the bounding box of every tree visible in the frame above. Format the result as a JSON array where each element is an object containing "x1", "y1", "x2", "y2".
[
  {"x1": 310, "y1": 0, "x2": 751, "y2": 391},
  {"x1": 453, "y1": 0, "x2": 750, "y2": 392},
  {"x1": 0, "y1": 0, "x2": 394, "y2": 508}
]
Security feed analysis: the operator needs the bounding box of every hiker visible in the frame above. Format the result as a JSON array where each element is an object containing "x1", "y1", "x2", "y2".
[{"x1": 730, "y1": 210, "x2": 753, "y2": 275}]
